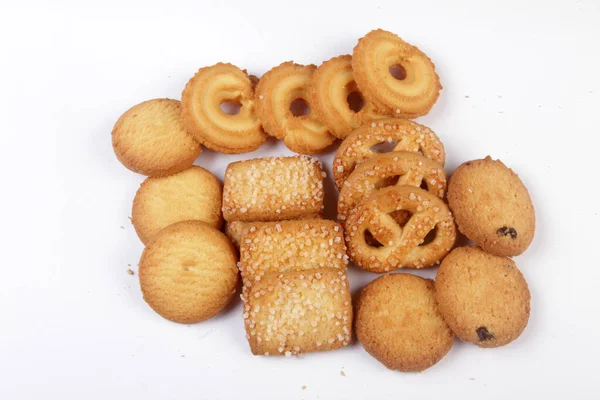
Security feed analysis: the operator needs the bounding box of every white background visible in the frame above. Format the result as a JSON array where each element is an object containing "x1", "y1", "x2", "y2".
[{"x1": 1, "y1": 0, "x2": 598, "y2": 399}]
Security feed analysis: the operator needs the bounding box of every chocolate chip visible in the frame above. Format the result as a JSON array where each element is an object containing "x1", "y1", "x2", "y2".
[
  {"x1": 465, "y1": 162, "x2": 471, "y2": 166},
  {"x1": 476, "y1": 326, "x2": 495, "y2": 341},
  {"x1": 497, "y1": 226, "x2": 517, "y2": 239}
]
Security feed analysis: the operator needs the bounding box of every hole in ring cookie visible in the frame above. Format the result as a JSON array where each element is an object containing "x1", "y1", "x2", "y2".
[
  {"x1": 389, "y1": 64, "x2": 407, "y2": 80},
  {"x1": 364, "y1": 230, "x2": 384, "y2": 248},
  {"x1": 290, "y1": 98, "x2": 310, "y2": 116},
  {"x1": 220, "y1": 101, "x2": 242, "y2": 115},
  {"x1": 347, "y1": 91, "x2": 365, "y2": 113}
]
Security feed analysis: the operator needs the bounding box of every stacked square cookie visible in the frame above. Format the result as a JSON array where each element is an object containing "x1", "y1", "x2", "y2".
[{"x1": 222, "y1": 156, "x2": 352, "y2": 356}]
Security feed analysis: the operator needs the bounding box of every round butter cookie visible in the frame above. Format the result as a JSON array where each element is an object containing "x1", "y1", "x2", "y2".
[
  {"x1": 132, "y1": 166, "x2": 222, "y2": 244},
  {"x1": 356, "y1": 273, "x2": 454, "y2": 372},
  {"x1": 112, "y1": 99, "x2": 201, "y2": 176},
  {"x1": 139, "y1": 221, "x2": 238, "y2": 324},
  {"x1": 447, "y1": 156, "x2": 535, "y2": 257},
  {"x1": 435, "y1": 246, "x2": 531, "y2": 348}
]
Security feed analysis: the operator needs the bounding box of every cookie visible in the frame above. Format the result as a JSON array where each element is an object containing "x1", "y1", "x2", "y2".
[
  {"x1": 332, "y1": 118, "x2": 445, "y2": 190},
  {"x1": 309, "y1": 54, "x2": 387, "y2": 139},
  {"x1": 242, "y1": 267, "x2": 352, "y2": 356},
  {"x1": 181, "y1": 63, "x2": 267, "y2": 154},
  {"x1": 132, "y1": 166, "x2": 222, "y2": 244},
  {"x1": 225, "y1": 215, "x2": 325, "y2": 250},
  {"x1": 356, "y1": 273, "x2": 454, "y2": 372},
  {"x1": 255, "y1": 61, "x2": 336, "y2": 154},
  {"x1": 435, "y1": 246, "x2": 531, "y2": 348},
  {"x1": 337, "y1": 151, "x2": 446, "y2": 224},
  {"x1": 447, "y1": 157, "x2": 535, "y2": 257},
  {"x1": 111, "y1": 99, "x2": 201, "y2": 176},
  {"x1": 222, "y1": 156, "x2": 325, "y2": 222},
  {"x1": 239, "y1": 219, "x2": 347, "y2": 281},
  {"x1": 345, "y1": 186, "x2": 456, "y2": 272},
  {"x1": 139, "y1": 221, "x2": 238, "y2": 324}
]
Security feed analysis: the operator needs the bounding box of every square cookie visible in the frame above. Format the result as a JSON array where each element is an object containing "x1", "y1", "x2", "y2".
[
  {"x1": 242, "y1": 267, "x2": 352, "y2": 356},
  {"x1": 222, "y1": 156, "x2": 325, "y2": 222},
  {"x1": 239, "y1": 219, "x2": 348, "y2": 281}
]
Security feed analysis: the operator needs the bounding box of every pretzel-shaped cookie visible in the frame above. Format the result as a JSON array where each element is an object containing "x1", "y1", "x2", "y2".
[
  {"x1": 333, "y1": 118, "x2": 445, "y2": 190},
  {"x1": 337, "y1": 151, "x2": 446, "y2": 224},
  {"x1": 345, "y1": 186, "x2": 456, "y2": 272}
]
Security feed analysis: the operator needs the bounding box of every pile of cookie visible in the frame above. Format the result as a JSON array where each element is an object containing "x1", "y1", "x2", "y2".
[{"x1": 111, "y1": 28, "x2": 535, "y2": 372}]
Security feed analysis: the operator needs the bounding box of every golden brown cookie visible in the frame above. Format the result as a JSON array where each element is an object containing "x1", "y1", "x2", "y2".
[
  {"x1": 356, "y1": 273, "x2": 454, "y2": 372},
  {"x1": 333, "y1": 118, "x2": 445, "y2": 190},
  {"x1": 139, "y1": 221, "x2": 238, "y2": 324},
  {"x1": 242, "y1": 267, "x2": 352, "y2": 356},
  {"x1": 337, "y1": 151, "x2": 446, "y2": 224},
  {"x1": 225, "y1": 215, "x2": 325, "y2": 250},
  {"x1": 255, "y1": 61, "x2": 336, "y2": 154},
  {"x1": 447, "y1": 157, "x2": 535, "y2": 257},
  {"x1": 345, "y1": 186, "x2": 456, "y2": 272},
  {"x1": 352, "y1": 29, "x2": 442, "y2": 118},
  {"x1": 181, "y1": 63, "x2": 267, "y2": 154},
  {"x1": 111, "y1": 99, "x2": 201, "y2": 176},
  {"x1": 435, "y1": 246, "x2": 531, "y2": 348},
  {"x1": 309, "y1": 54, "x2": 387, "y2": 139},
  {"x1": 132, "y1": 166, "x2": 222, "y2": 244},
  {"x1": 239, "y1": 219, "x2": 347, "y2": 281},
  {"x1": 222, "y1": 156, "x2": 325, "y2": 222}
]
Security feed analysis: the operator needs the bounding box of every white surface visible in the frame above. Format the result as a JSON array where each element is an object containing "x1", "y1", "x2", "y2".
[{"x1": 0, "y1": 0, "x2": 599, "y2": 399}]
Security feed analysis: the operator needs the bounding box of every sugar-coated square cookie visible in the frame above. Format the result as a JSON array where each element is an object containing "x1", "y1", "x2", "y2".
[
  {"x1": 242, "y1": 267, "x2": 352, "y2": 356},
  {"x1": 222, "y1": 156, "x2": 325, "y2": 222},
  {"x1": 239, "y1": 219, "x2": 347, "y2": 281}
]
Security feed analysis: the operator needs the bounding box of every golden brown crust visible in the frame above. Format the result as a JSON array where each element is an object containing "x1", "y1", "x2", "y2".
[
  {"x1": 239, "y1": 220, "x2": 347, "y2": 282},
  {"x1": 225, "y1": 215, "x2": 325, "y2": 250},
  {"x1": 222, "y1": 156, "x2": 325, "y2": 222},
  {"x1": 356, "y1": 273, "x2": 454, "y2": 372},
  {"x1": 132, "y1": 166, "x2": 222, "y2": 244},
  {"x1": 111, "y1": 99, "x2": 201, "y2": 176},
  {"x1": 435, "y1": 246, "x2": 531, "y2": 348},
  {"x1": 332, "y1": 118, "x2": 445, "y2": 190},
  {"x1": 138, "y1": 221, "x2": 238, "y2": 324},
  {"x1": 345, "y1": 186, "x2": 456, "y2": 272},
  {"x1": 447, "y1": 157, "x2": 535, "y2": 257},
  {"x1": 352, "y1": 29, "x2": 441, "y2": 118},
  {"x1": 242, "y1": 268, "x2": 352, "y2": 356},
  {"x1": 309, "y1": 55, "x2": 387, "y2": 139},
  {"x1": 255, "y1": 61, "x2": 336, "y2": 154},
  {"x1": 181, "y1": 63, "x2": 267, "y2": 154},
  {"x1": 337, "y1": 151, "x2": 446, "y2": 224}
]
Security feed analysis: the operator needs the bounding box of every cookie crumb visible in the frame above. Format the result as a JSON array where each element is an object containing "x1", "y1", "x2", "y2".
[
  {"x1": 470, "y1": 378, "x2": 475, "y2": 381},
  {"x1": 340, "y1": 370, "x2": 346, "y2": 377},
  {"x1": 465, "y1": 95, "x2": 469, "y2": 98},
  {"x1": 301, "y1": 386, "x2": 307, "y2": 390},
  {"x1": 120, "y1": 226, "x2": 125, "y2": 229},
  {"x1": 127, "y1": 269, "x2": 134, "y2": 275},
  {"x1": 180, "y1": 355, "x2": 185, "y2": 358}
]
